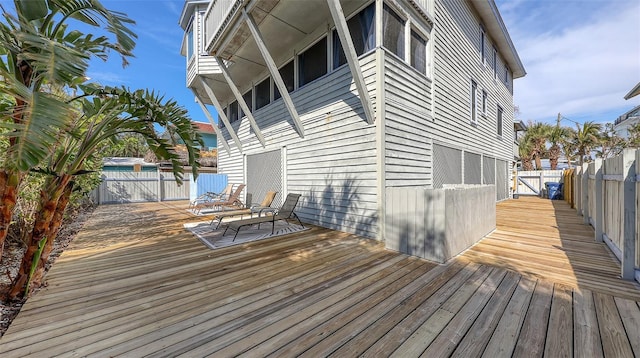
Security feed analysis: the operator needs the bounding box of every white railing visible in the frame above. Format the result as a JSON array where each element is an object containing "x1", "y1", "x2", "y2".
[{"x1": 204, "y1": 0, "x2": 241, "y2": 51}]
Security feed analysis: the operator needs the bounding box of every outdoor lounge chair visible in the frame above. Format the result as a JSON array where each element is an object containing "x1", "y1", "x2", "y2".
[
  {"x1": 193, "y1": 184, "x2": 245, "y2": 214},
  {"x1": 188, "y1": 183, "x2": 234, "y2": 209},
  {"x1": 209, "y1": 191, "x2": 278, "y2": 229},
  {"x1": 223, "y1": 193, "x2": 303, "y2": 241}
]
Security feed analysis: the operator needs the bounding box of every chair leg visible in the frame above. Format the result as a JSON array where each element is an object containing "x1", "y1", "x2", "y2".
[
  {"x1": 223, "y1": 227, "x2": 229, "y2": 235},
  {"x1": 232, "y1": 227, "x2": 240, "y2": 241}
]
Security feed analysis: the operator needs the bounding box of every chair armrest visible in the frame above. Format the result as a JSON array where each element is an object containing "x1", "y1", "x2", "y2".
[{"x1": 255, "y1": 207, "x2": 277, "y2": 217}]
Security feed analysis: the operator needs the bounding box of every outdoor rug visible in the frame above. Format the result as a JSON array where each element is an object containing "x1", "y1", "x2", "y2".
[{"x1": 184, "y1": 220, "x2": 308, "y2": 249}]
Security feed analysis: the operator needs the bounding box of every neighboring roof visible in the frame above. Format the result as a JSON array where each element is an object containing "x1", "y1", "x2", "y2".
[
  {"x1": 470, "y1": 0, "x2": 526, "y2": 79},
  {"x1": 624, "y1": 82, "x2": 640, "y2": 100},
  {"x1": 103, "y1": 157, "x2": 157, "y2": 167},
  {"x1": 614, "y1": 104, "x2": 640, "y2": 127},
  {"x1": 193, "y1": 121, "x2": 216, "y2": 134},
  {"x1": 514, "y1": 120, "x2": 527, "y2": 132}
]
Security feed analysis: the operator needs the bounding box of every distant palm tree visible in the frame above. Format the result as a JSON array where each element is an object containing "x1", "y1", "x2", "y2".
[
  {"x1": 628, "y1": 122, "x2": 640, "y2": 148},
  {"x1": 561, "y1": 126, "x2": 578, "y2": 168},
  {"x1": 574, "y1": 121, "x2": 602, "y2": 166},
  {"x1": 547, "y1": 126, "x2": 570, "y2": 170},
  {"x1": 526, "y1": 122, "x2": 552, "y2": 170},
  {"x1": 518, "y1": 134, "x2": 535, "y2": 171},
  {"x1": 597, "y1": 123, "x2": 625, "y2": 159}
]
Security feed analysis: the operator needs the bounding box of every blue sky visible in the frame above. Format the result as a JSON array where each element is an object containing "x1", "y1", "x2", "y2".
[{"x1": 86, "y1": 0, "x2": 640, "y2": 128}]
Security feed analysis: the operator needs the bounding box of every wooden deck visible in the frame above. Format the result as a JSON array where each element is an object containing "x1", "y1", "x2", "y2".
[{"x1": 1, "y1": 197, "x2": 639, "y2": 357}]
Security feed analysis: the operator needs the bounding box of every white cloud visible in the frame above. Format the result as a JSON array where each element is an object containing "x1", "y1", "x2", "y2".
[
  {"x1": 86, "y1": 71, "x2": 129, "y2": 86},
  {"x1": 498, "y1": 1, "x2": 640, "y2": 124}
]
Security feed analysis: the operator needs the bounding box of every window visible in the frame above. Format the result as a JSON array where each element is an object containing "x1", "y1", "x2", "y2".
[
  {"x1": 480, "y1": 26, "x2": 486, "y2": 64},
  {"x1": 229, "y1": 101, "x2": 239, "y2": 123},
  {"x1": 492, "y1": 47, "x2": 497, "y2": 78},
  {"x1": 410, "y1": 30, "x2": 427, "y2": 73},
  {"x1": 470, "y1": 80, "x2": 477, "y2": 124},
  {"x1": 497, "y1": 105, "x2": 503, "y2": 136},
  {"x1": 504, "y1": 66, "x2": 509, "y2": 83},
  {"x1": 274, "y1": 60, "x2": 294, "y2": 100},
  {"x1": 332, "y1": 3, "x2": 376, "y2": 68},
  {"x1": 298, "y1": 37, "x2": 328, "y2": 87},
  {"x1": 383, "y1": 4, "x2": 405, "y2": 59},
  {"x1": 219, "y1": 107, "x2": 227, "y2": 128},
  {"x1": 241, "y1": 89, "x2": 252, "y2": 118},
  {"x1": 481, "y1": 90, "x2": 487, "y2": 115},
  {"x1": 255, "y1": 77, "x2": 270, "y2": 110},
  {"x1": 186, "y1": 24, "x2": 194, "y2": 60}
]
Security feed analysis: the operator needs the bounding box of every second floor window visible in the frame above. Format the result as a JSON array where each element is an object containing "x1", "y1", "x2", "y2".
[
  {"x1": 410, "y1": 29, "x2": 427, "y2": 74},
  {"x1": 471, "y1": 80, "x2": 478, "y2": 124},
  {"x1": 229, "y1": 101, "x2": 239, "y2": 123},
  {"x1": 187, "y1": 24, "x2": 194, "y2": 60},
  {"x1": 333, "y1": 3, "x2": 376, "y2": 69},
  {"x1": 383, "y1": 4, "x2": 405, "y2": 59},
  {"x1": 255, "y1": 78, "x2": 270, "y2": 110},
  {"x1": 274, "y1": 60, "x2": 294, "y2": 100},
  {"x1": 241, "y1": 89, "x2": 252, "y2": 117},
  {"x1": 298, "y1": 37, "x2": 328, "y2": 87}
]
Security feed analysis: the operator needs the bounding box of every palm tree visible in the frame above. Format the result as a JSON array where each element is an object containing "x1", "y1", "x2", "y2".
[
  {"x1": 518, "y1": 133, "x2": 535, "y2": 171},
  {"x1": 547, "y1": 126, "x2": 570, "y2": 170},
  {"x1": 9, "y1": 87, "x2": 202, "y2": 299},
  {"x1": 574, "y1": 121, "x2": 602, "y2": 166},
  {"x1": 597, "y1": 123, "x2": 625, "y2": 159},
  {"x1": 627, "y1": 122, "x2": 640, "y2": 148},
  {"x1": 526, "y1": 122, "x2": 552, "y2": 170},
  {"x1": 561, "y1": 126, "x2": 578, "y2": 168},
  {"x1": 0, "y1": 0, "x2": 136, "y2": 259}
]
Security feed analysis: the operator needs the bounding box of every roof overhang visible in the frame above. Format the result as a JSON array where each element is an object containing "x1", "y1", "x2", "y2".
[
  {"x1": 469, "y1": 0, "x2": 526, "y2": 79},
  {"x1": 624, "y1": 81, "x2": 640, "y2": 100},
  {"x1": 179, "y1": 0, "x2": 210, "y2": 29},
  {"x1": 514, "y1": 120, "x2": 527, "y2": 132}
]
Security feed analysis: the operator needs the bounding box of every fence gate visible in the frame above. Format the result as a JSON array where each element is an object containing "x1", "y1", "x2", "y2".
[{"x1": 247, "y1": 149, "x2": 283, "y2": 207}]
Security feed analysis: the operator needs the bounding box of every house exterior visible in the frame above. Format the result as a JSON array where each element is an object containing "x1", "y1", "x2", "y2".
[
  {"x1": 192, "y1": 121, "x2": 218, "y2": 150},
  {"x1": 179, "y1": 0, "x2": 525, "y2": 241},
  {"x1": 613, "y1": 104, "x2": 640, "y2": 140}
]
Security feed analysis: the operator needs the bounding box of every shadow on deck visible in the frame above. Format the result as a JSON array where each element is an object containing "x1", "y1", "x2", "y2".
[{"x1": 1, "y1": 198, "x2": 639, "y2": 357}]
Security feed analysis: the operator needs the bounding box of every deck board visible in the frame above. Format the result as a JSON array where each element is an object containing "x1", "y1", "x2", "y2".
[{"x1": 1, "y1": 196, "x2": 639, "y2": 357}]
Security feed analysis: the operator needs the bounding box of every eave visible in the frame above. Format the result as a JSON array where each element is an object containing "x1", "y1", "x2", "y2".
[{"x1": 469, "y1": 0, "x2": 526, "y2": 79}]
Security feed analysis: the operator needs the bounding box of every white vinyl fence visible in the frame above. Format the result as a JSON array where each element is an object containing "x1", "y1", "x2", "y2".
[
  {"x1": 93, "y1": 170, "x2": 190, "y2": 204},
  {"x1": 514, "y1": 170, "x2": 564, "y2": 196}
]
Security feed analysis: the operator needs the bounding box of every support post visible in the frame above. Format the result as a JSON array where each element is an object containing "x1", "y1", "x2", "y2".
[
  {"x1": 539, "y1": 171, "x2": 544, "y2": 197},
  {"x1": 594, "y1": 158, "x2": 603, "y2": 242},
  {"x1": 575, "y1": 166, "x2": 582, "y2": 215},
  {"x1": 621, "y1": 149, "x2": 636, "y2": 280},
  {"x1": 243, "y1": 9, "x2": 305, "y2": 138},
  {"x1": 582, "y1": 163, "x2": 589, "y2": 224},
  {"x1": 214, "y1": 56, "x2": 266, "y2": 147},
  {"x1": 190, "y1": 89, "x2": 231, "y2": 155},
  {"x1": 326, "y1": 0, "x2": 375, "y2": 124},
  {"x1": 198, "y1": 77, "x2": 243, "y2": 152}
]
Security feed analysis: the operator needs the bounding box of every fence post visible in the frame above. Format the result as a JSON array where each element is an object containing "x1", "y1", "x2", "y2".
[
  {"x1": 157, "y1": 166, "x2": 162, "y2": 202},
  {"x1": 539, "y1": 171, "x2": 544, "y2": 197},
  {"x1": 621, "y1": 149, "x2": 636, "y2": 280},
  {"x1": 593, "y1": 159, "x2": 603, "y2": 243},
  {"x1": 574, "y1": 166, "x2": 582, "y2": 215},
  {"x1": 582, "y1": 163, "x2": 589, "y2": 224}
]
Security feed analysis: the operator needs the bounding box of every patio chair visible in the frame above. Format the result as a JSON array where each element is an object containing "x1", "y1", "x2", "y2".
[
  {"x1": 209, "y1": 191, "x2": 278, "y2": 229},
  {"x1": 188, "y1": 183, "x2": 234, "y2": 210},
  {"x1": 223, "y1": 193, "x2": 303, "y2": 241},
  {"x1": 194, "y1": 184, "x2": 245, "y2": 214}
]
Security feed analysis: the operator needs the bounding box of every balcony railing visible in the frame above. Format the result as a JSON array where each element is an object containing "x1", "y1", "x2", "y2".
[{"x1": 204, "y1": 0, "x2": 243, "y2": 52}]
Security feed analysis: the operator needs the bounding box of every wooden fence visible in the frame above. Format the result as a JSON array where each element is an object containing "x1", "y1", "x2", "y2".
[
  {"x1": 93, "y1": 170, "x2": 190, "y2": 204},
  {"x1": 573, "y1": 148, "x2": 638, "y2": 282}
]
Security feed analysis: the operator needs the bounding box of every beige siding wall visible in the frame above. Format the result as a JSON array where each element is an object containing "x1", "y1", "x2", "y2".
[{"x1": 217, "y1": 53, "x2": 379, "y2": 238}]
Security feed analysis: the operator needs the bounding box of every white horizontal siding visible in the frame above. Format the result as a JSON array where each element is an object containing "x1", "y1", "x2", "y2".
[
  {"x1": 384, "y1": 53, "x2": 434, "y2": 188},
  {"x1": 217, "y1": 53, "x2": 379, "y2": 238}
]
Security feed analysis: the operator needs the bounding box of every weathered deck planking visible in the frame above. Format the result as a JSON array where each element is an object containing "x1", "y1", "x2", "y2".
[{"x1": 1, "y1": 197, "x2": 639, "y2": 357}]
